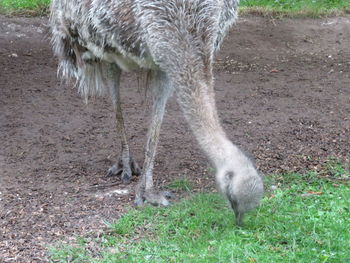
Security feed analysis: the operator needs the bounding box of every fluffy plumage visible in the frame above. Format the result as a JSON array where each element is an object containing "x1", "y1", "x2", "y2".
[{"x1": 50, "y1": 0, "x2": 263, "y2": 225}]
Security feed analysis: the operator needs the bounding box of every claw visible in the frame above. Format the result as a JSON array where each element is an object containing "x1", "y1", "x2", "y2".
[
  {"x1": 144, "y1": 191, "x2": 170, "y2": 206},
  {"x1": 106, "y1": 156, "x2": 141, "y2": 184},
  {"x1": 130, "y1": 156, "x2": 141, "y2": 176},
  {"x1": 135, "y1": 187, "x2": 171, "y2": 206},
  {"x1": 121, "y1": 170, "x2": 132, "y2": 184},
  {"x1": 134, "y1": 197, "x2": 144, "y2": 207},
  {"x1": 162, "y1": 191, "x2": 176, "y2": 199},
  {"x1": 106, "y1": 164, "x2": 123, "y2": 177}
]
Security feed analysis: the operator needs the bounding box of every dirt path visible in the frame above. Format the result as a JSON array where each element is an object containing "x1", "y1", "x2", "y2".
[{"x1": 1, "y1": 15, "x2": 349, "y2": 262}]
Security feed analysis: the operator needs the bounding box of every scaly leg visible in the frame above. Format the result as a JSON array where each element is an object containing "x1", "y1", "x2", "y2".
[
  {"x1": 134, "y1": 71, "x2": 173, "y2": 206},
  {"x1": 106, "y1": 64, "x2": 141, "y2": 183}
]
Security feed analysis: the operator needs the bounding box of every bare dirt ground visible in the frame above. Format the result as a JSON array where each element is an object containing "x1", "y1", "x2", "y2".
[{"x1": 0, "y1": 15, "x2": 349, "y2": 262}]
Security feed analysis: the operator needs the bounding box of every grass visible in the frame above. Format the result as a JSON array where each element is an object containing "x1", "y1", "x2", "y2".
[
  {"x1": 0, "y1": 0, "x2": 50, "y2": 15},
  {"x1": 323, "y1": 157, "x2": 350, "y2": 179},
  {"x1": 167, "y1": 178, "x2": 193, "y2": 192},
  {"x1": 240, "y1": 0, "x2": 350, "y2": 17},
  {"x1": 49, "y1": 160, "x2": 350, "y2": 263},
  {"x1": 0, "y1": 0, "x2": 350, "y2": 16}
]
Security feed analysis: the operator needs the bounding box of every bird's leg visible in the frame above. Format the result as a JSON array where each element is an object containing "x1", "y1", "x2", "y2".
[
  {"x1": 135, "y1": 71, "x2": 173, "y2": 206},
  {"x1": 106, "y1": 103, "x2": 141, "y2": 182},
  {"x1": 106, "y1": 64, "x2": 141, "y2": 183}
]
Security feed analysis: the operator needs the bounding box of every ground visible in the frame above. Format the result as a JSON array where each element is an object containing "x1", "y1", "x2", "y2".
[{"x1": 0, "y1": 15, "x2": 349, "y2": 262}]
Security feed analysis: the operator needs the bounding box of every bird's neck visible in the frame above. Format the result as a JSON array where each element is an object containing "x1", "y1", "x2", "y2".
[{"x1": 175, "y1": 77, "x2": 238, "y2": 169}]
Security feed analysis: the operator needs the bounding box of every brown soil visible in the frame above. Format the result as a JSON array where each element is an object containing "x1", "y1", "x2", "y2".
[{"x1": 1, "y1": 15, "x2": 349, "y2": 262}]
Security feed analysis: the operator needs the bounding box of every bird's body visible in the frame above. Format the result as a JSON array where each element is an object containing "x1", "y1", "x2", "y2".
[{"x1": 50, "y1": 0, "x2": 263, "y2": 225}]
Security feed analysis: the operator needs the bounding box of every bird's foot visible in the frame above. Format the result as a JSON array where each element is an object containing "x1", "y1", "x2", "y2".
[
  {"x1": 107, "y1": 156, "x2": 141, "y2": 184},
  {"x1": 134, "y1": 190, "x2": 175, "y2": 207}
]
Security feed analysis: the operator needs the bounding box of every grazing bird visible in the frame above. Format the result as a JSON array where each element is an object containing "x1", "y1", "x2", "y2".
[{"x1": 50, "y1": 0, "x2": 264, "y2": 225}]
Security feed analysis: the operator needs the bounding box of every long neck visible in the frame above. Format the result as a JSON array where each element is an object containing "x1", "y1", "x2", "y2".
[{"x1": 174, "y1": 71, "x2": 238, "y2": 169}]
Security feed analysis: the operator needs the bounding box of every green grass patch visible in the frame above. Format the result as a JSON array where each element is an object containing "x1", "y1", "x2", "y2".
[
  {"x1": 323, "y1": 157, "x2": 350, "y2": 179},
  {"x1": 240, "y1": 0, "x2": 350, "y2": 17},
  {"x1": 167, "y1": 178, "x2": 193, "y2": 192},
  {"x1": 0, "y1": 0, "x2": 50, "y2": 15},
  {"x1": 49, "y1": 161, "x2": 350, "y2": 263}
]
